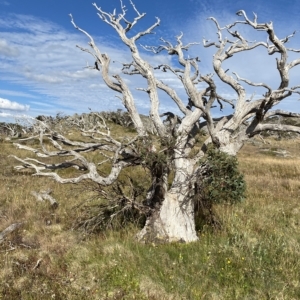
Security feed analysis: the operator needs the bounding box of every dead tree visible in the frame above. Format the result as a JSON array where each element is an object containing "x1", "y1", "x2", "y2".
[
  {"x1": 1, "y1": 123, "x2": 23, "y2": 138},
  {"x1": 12, "y1": 3, "x2": 300, "y2": 243}
]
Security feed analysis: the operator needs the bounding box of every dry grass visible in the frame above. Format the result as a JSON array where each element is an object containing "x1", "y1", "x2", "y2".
[{"x1": 0, "y1": 135, "x2": 300, "y2": 299}]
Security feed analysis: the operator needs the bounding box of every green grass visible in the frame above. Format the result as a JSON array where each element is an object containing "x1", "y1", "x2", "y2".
[{"x1": 0, "y1": 136, "x2": 300, "y2": 299}]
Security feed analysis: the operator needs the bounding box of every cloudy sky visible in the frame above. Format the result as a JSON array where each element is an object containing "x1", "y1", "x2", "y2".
[{"x1": 0, "y1": 0, "x2": 300, "y2": 121}]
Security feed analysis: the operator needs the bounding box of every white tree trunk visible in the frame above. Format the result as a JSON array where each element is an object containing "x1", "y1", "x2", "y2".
[
  {"x1": 137, "y1": 191, "x2": 198, "y2": 243},
  {"x1": 137, "y1": 157, "x2": 198, "y2": 243},
  {"x1": 216, "y1": 130, "x2": 244, "y2": 156}
]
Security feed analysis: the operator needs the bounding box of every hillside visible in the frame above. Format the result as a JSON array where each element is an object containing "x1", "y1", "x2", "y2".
[{"x1": 0, "y1": 124, "x2": 300, "y2": 299}]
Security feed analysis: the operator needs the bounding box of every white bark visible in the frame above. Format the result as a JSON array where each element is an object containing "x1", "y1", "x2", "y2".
[
  {"x1": 137, "y1": 191, "x2": 197, "y2": 242},
  {"x1": 0, "y1": 223, "x2": 23, "y2": 244},
  {"x1": 31, "y1": 190, "x2": 59, "y2": 209},
  {"x1": 137, "y1": 156, "x2": 198, "y2": 242}
]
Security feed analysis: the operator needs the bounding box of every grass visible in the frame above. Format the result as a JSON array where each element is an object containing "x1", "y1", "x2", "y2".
[{"x1": 0, "y1": 135, "x2": 300, "y2": 299}]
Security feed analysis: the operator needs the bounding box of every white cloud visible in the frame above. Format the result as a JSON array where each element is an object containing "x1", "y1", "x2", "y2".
[
  {"x1": 0, "y1": 112, "x2": 11, "y2": 117},
  {"x1": 0, "y1": 39, "x2": 19, "y2": 57},
  {"x1": 0, "y1": 14, "x2": 59, "y2": 33},
  {"x1": 0, "y1": 97, "x2": 29, "y2": 111},
  {"x1": 89, "y1": 83, "x2": 107, "y2": 89},
  {"x1": 29, "y1": 101, "x2": 54, "y2": 108},
  {"x1": 0, "y1": 89, "x2": 38, "y2": 98},
  {"x1": 24, "y1": 72, "x2": 63, "y2": 84},
  {"x1": 0, "y1": 13, "x2": 185, "y2": 117}
]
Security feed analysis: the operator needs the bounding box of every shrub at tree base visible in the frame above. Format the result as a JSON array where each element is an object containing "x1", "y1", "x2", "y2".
[{"x1": 194, "y1": 148, "x2": 246, "y2": 230}]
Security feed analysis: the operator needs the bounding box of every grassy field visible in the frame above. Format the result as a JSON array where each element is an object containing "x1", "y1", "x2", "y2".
[{"x1": 0, "y1": 134, "x2": 300, "y2": 299}]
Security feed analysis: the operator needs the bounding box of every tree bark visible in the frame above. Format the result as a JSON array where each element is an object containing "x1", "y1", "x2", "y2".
[
  {"x1": 137, "y1": 158, "x2": 198, "y2": 243},
  {"x1": 137, "y1": 190, "x2": 198, "y2": 243}
]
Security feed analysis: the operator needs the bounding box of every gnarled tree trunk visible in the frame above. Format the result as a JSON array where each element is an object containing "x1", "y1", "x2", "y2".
[
  {"x1": 137, "y1": 191, "x2": 197, "y2": 242},
  {"x1": 137, "y1": 157, "x2": 198, "y2": 243}
]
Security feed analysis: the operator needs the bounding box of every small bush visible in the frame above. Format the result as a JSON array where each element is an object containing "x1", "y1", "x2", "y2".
[
  {"x1": 194, "y1": 147, "x2": 246, "y2": 229},
  {"x1": 73, "y1": 175, "x2": 150, "y2": 234},
  {"x1": 101, "y1": 109, "x2": 134, "y2": 128}
]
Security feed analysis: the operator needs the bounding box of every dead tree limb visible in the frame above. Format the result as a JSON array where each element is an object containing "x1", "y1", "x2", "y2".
[
  {"x1": 0, "y1": 223, "x2": 23, "y2": 244},
  {"x1": 31, "y1": 190, "x2": 59, "y2": 209}
]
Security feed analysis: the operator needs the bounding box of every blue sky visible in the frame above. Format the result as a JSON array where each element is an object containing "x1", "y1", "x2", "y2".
[{"x1": 0, "y1": 0, "x2": 300, "y2": 121}]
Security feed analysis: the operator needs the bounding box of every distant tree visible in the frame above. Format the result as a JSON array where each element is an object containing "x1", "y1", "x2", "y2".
[
  {"x1": 12, "y1": 2, "x2": 300, "y2": 242},
  {"x1": 0, "y1": 123, "x2": 23, "y2": 138}
]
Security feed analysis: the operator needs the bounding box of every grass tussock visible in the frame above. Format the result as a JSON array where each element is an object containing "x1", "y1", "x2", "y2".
[{"x1": 0, "y1": 136, "x2": 300, "y2": 299}]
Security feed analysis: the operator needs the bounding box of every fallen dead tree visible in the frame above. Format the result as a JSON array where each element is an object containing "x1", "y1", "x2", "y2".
[
  {"x1": 30, "y1": 189, "x2": 59, "y2": 209},
  {"x1": 0, "y1": 223, "x2": 23, "y2": 244}
]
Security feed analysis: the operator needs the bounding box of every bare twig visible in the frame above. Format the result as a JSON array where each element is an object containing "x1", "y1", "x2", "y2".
[{"x1": 32, "y1": 258, "x2": 43, "y2": 270}]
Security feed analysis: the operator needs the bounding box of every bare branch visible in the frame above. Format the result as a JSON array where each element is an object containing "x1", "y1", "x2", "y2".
[
  {"x1": 32, "y1": 259, "x2": 43, "y2": 271},
  {"x1": 216, "y1": 95, "x2": 235, "y2": 109},
  {"x1": 13, "y1": 152, "x2": 130, "y2": 185},
  {"x1": 155, "y1": 79, "x2": 189, "y2": 115},
  {"x1": 203, "y1": 38, "x2": 220, "y2": 48},
  {"x1": 132, "y1": 17, "x2": 160, "y2": 42},
  {"x1": 233, "y1": 72, "x2": 272, "y2": 93},
  {"x1": 287, "y1": 58, "x2": 300, "y2": 70},
  {"x1": 69, "y1": 13, "x2": 146, "y2": 136},
  {"x1": 252, "y1": 123, "x2": 300, "y2": 135},
  {"x1": 265, "y1": 109, "x2": 300, "y2": 119},
  {"x1": 0, "y1": 223, "x2": 23, "y2": 244},
  {"x1": 207, "y1": 17, "x2": 227, "y2": 42}
]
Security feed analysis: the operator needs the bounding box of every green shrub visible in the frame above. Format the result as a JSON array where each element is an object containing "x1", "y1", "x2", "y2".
[
  {"x1": 202, "y1": 148, "x2": 246, "y2": 203},
  {"x1": 194, "y1": 147, "x2": 246, "y2": 229}
]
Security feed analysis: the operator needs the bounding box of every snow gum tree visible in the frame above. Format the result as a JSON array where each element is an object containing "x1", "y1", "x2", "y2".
[{"x1": 13, "y1": 1, "x2": 300, "y2": 243}]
